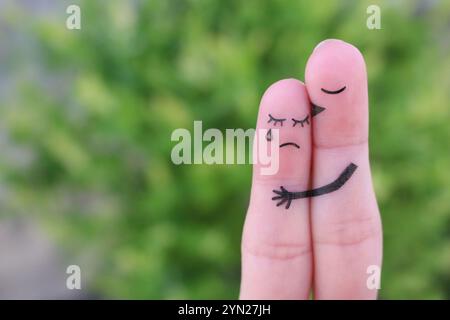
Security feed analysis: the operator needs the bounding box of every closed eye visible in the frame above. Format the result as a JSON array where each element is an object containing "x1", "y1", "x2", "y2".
[
  {"x1": 321, "y1": 86, "x2": 346, "y2": 94},
  {"x1": 268, "y1": 114, "x2": 286, "y2": 126},
  {"x1": 292, "y1": 115, "x2": 309, "y2": 128}
]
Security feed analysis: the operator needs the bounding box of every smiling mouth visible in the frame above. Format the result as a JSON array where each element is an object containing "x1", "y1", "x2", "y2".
[
  {"x1": 311, "y1": 103, "x2": 326, "y2": 117},
  {"x1": 280, "y1": 142, "x2": 300, "y2": 149}
]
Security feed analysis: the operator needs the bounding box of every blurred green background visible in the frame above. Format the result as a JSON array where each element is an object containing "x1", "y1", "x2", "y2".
[{"x1": 0, "y1": 0, "x2": 449, "y2": 299}]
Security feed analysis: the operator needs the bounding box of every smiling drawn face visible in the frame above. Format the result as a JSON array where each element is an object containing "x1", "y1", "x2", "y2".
[{"x1": 305, "y1": 39, "x2": 368, "y2": 147}]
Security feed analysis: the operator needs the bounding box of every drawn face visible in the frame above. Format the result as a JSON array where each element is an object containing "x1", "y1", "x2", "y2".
[
  {"x1": 255, "y1": 79, "x2": 311, "y2": 180},
  {"x1": 266, "y1": 113, "x2": 309, "y2": 149},
  {"x1": 305, "y1": 39, "x2": 368, "y2": 147}
]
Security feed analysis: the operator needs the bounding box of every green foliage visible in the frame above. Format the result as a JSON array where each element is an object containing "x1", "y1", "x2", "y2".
[{"x1": 1, "y1": 0, "x2": 449, "y2": 299}]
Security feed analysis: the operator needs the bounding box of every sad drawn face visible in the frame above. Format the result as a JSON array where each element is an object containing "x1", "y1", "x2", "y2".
[
  {"x1": 266, "y1": 113, "x2": 310, "y2": 149},
  {"x1": 254, "y1": 79, "x2": 312, "y2": 181}
]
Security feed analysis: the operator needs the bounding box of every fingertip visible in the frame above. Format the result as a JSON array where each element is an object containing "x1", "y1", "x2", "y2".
[
  {"x1": 312, "y1": 39, "x2": 364, "y2": 59},
  {"x1": 313, "y1": 38, "x2": 345, "y2": 52},
  {"x1": 305, "y1": 39, "x2": 369, "y2": 148},
  {"x1": 254, "y1": 78, "x2": 312, "y2": 181},
  {"x1": 260, "y1": 78, "x2": 306, "y2": 105},
  {"x1": 306, "y1": 39, "x2": 366, "y2": 92}
]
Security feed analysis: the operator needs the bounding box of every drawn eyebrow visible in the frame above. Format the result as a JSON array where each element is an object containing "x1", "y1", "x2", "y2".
[
  {"x1": 292, "y1": 115, "x2": 310, "y2": 128},
  {"x1": 321, "y1": 86, "x2": 346, "y2": 94},
  {"x1": 268, "y1": 114, "x2": 286, "y2": 126}
]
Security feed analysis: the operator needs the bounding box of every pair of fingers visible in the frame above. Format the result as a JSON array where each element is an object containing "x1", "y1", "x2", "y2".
[{"x1": 240, "y1": 39, "x2": 382, "y2": 299}]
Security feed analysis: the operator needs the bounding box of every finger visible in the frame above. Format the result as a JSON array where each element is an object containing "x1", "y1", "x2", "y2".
[
  {"x1": 240, "y1": 79, "x2": 313, "y2": 299},
  {"x1": 305, "y1": 39, "x2": 382, "y2": 299}
]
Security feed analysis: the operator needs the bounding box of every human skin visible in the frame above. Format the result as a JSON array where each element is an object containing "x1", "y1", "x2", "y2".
[{"x1": 240, "y1": 39, "x2": 382, "y2": 300}]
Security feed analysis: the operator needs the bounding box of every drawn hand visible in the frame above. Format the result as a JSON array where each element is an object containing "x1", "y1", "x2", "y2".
[
  {"x1": 240, "y1": 40, "x2": 382, "y2": 300},
  {"x1": 272, "y1": 186, "x2": 293, "y2": 209}
]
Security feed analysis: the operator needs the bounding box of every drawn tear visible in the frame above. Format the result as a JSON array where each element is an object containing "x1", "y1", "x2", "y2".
[{"x1": 266, "y1": 128, "x2": 272, "y2": 141}]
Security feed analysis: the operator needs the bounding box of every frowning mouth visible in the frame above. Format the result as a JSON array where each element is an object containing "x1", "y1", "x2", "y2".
[{"x1": 279, "y1": 142, "x2": 300, "y2": 149}]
